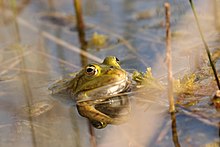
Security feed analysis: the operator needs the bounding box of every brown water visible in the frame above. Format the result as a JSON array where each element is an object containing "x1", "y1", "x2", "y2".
[{"x1": 0, "y1": 0, "x2": 220, "y2": 147}]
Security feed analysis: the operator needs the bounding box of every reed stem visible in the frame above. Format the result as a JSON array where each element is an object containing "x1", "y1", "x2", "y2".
[
  {"x1": 165, "y1": 3, "x2": 175, "y2": 113},
  {"x1": 73, "y1": 1, "x2": 96, "y2": 147},
  {"x1": 171, "y1": 112, "x2": 181, "y2": 147},
  {"x1": 189, "y1": 0, "x2": 220, "y2": 89},
  {"x1": 73, "y1": 0, "x2": 87, "y2": 47}
]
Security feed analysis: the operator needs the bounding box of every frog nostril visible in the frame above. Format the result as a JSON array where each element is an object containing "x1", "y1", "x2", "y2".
[{"x1": 115, "y1": 57, "x2": 119, "y2": 62}]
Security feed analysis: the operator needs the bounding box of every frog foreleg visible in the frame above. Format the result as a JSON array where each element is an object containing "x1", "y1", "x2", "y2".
[{"x1": 77, "y1": 102, "x2": 128, "y2": 126}]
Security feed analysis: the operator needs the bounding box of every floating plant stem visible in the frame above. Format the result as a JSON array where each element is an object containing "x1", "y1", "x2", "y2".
[
  {"x1": 189, "y1": 0, "x2": 220, "y2": 89},
  {"x1": 164, "y1": 3, "x2": 175, "y2": 113}
]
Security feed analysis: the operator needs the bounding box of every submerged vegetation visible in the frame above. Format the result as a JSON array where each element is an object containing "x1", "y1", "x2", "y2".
[{"x1": 87, "y1": 32, "x2": 108, "y2": 49}]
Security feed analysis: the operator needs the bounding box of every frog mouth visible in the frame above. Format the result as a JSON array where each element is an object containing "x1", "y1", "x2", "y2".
[{"x1": 76, "y1": 77, "x2": 130, "y2": 103}]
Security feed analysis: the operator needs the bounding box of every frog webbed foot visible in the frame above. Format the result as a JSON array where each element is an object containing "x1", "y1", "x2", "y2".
[{"x1": 90, "y1": 120, "x2": 107, "y2": 129}]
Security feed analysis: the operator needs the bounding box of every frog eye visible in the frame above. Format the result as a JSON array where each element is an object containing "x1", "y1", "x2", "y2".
[
  {"x1": 115, "y1": 57, "x2": 119, "y2": 62},
  {"x1": 85, "y1": 65, "x2": 97, "y2": 76}
]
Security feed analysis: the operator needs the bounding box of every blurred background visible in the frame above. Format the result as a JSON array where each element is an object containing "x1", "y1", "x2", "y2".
[{"x1": 0, "y1": 0, "x2": 220, "y2": 146}]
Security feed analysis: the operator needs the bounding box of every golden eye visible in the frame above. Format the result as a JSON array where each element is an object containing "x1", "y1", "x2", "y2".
[{"x1": 85, "y1": 65, "x2": 97, "y2": 76}]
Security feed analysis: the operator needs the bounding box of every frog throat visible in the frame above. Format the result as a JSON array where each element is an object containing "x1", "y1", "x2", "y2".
[{"x1": 75, "y1": 77, "x2": 129, "y2": 102}]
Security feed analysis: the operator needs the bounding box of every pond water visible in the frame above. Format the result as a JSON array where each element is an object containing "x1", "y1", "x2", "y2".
[{"x1": 0, "y1": 0, "x2": 220, "y2": 147}]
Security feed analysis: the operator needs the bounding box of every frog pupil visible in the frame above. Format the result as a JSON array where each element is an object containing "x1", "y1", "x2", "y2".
[
  {"x1": 86, "y1": 67, "x2": 94, "y2": 73},
  {"x1": 116, "y1": 57, "x2": 119, "y2": 62}
]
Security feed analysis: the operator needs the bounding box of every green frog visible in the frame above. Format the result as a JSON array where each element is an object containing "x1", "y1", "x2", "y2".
[{"x1": 49, "y1": 56, "x2": 131, "y2": 129}]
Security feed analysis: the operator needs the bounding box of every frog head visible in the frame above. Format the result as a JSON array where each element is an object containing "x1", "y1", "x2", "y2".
[{"x1": 70, "y1": 56, "x2": 129, "y2": 101}]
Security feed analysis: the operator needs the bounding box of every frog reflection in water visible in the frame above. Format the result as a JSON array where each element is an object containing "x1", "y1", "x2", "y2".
[{"x1": 49, "y1": 56, "x2": 131, "y2": 129}]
